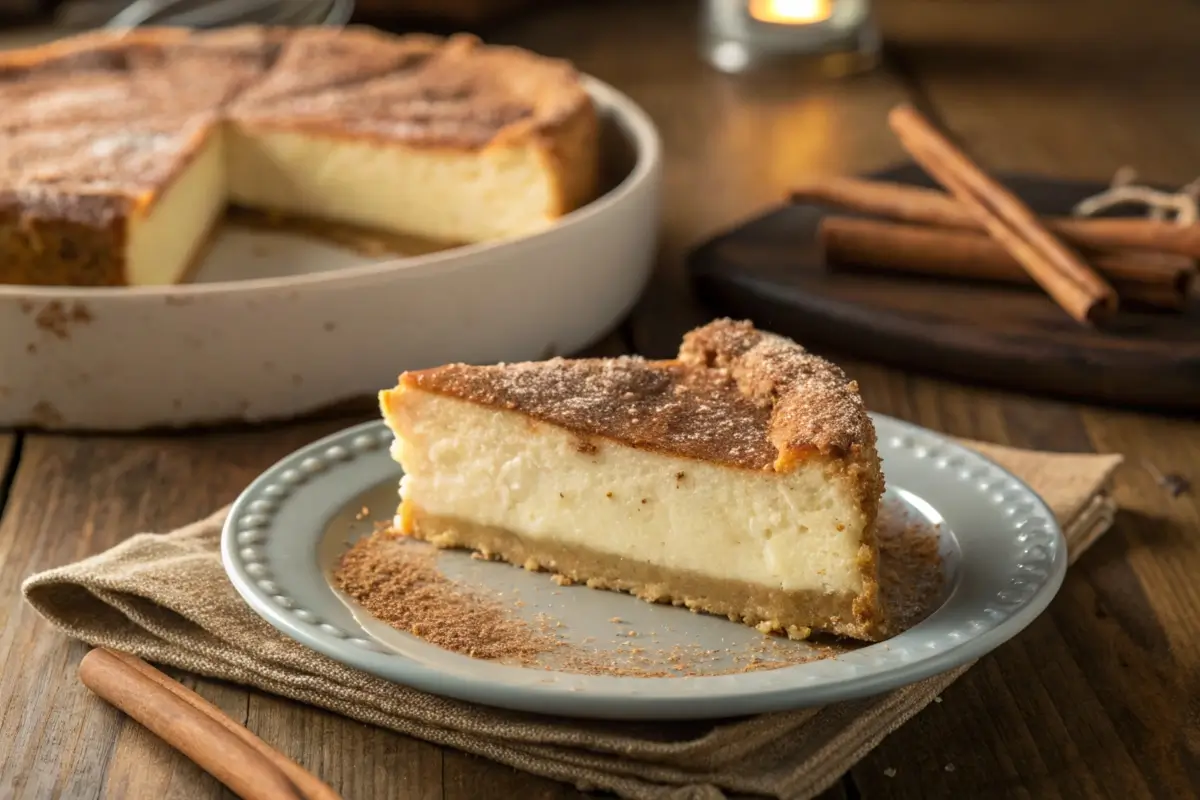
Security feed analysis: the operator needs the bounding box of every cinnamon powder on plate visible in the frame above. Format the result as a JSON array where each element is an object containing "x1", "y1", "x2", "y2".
[{"x1": 335, "y1": 532, "x2": 558, "y2": 663}]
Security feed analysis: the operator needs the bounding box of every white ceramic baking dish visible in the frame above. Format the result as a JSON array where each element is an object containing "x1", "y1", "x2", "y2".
[{"x1": 0, "y1": 77, "x2": 661, "y2": 430}]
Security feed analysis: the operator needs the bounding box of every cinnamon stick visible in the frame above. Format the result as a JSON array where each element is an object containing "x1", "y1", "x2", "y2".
[
  {"x1": 79, "y1": 648, "x2": 333, "y2": 800},
  {"x1": 820, "y1": 216, "x2": 1195, "y2": 310},
  {"x1": 887, "y1": 104, "x2": 1118, "y2": 323},
  {"x1": 104, "y1": 650, "x2": 342, "y2": 800},
  {"x1": 790, "y1": 177, "x2": 1200, "y2": 258},
  {"x1": 792, "y1": 177, "x2": 979, "y2": 229}
]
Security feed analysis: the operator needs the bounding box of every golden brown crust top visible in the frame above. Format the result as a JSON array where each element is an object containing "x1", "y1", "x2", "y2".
[
  {"x1": 393, "y1": 319, "x2": 877, "y2": 471},
  {"x1": 0, "y1": 118, "x2": 214, "y2": 225},
  {"x1": 229, "y1": 31, "x2": 589, "y2": 149},
  {"x1": 0, "y1": 27, "x2": 587, "y2": 144},
  {"x1": 0, "y1": 27, "x2": 275, "y2": 226},
  {"x1": 677, "y1": 318, "x2": 876, "y2": 464},
  {"x1": 0, "y1": 27, "x2": 277, "y2": 130},
  {"x1": 0, "y1": 26, "x2": 592, "y2": 226},
  {"x1": 228, "y1": 27, "x2": 439, "y2": 105}
]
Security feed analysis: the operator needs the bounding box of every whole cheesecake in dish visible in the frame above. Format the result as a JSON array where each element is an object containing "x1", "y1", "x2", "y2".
[
  {"x1": 0, "y1": 26, "x2": 598, "y2": 287},
  {"x1": 379, "y1": 319, "x2": 887, "y2": 641}
]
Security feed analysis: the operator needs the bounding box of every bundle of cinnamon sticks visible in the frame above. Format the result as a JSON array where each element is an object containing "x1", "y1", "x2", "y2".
[{"x1": 792, "y1": 104, "x2": 1198, "y2": 321}]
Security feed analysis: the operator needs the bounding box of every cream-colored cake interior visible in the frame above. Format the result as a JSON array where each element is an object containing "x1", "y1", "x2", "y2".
[
  {"x1": 388, "y1": 391, "x2": 869, "y2": 596},
  {"x1": 125, "y1": 128, "x2": 226, "y2": 286},
  {"x1": 225, "y1": 126, "x2": 556, "y2": 243},
  {"x1": 124, "y1": 120, "x2": 558, "y2": 285}
]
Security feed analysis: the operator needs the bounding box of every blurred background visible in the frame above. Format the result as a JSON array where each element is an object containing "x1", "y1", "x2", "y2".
[{"x1": 0, "y1": 0, "x2": 549, "y2": 30}]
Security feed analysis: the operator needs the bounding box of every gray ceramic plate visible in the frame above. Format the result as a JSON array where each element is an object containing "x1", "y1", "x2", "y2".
[{"x1": 221, "y1": 415, "x2": 1065, "y2": 720}]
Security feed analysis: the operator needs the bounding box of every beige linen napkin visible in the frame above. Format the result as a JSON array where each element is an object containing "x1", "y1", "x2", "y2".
[{"x1": 23, "y1": 440, "x2": 1122, "y2": 800}]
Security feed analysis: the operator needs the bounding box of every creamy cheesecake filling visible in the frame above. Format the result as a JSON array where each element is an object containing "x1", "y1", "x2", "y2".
[
  {"x1": 404, "y1": 507, "x2": 864, "y2": 638},
  {"x1": 124, "y1": 128, "x2": 226, "y2": 286},
  {"x1": 390, "y1": 393, "x2": 869, "y2": 597},
  {"x1": 226, "y1": 125, "x2": 556, "y2": 243},
  {"x1": 119, "y1": 117, "x2": 559, "y2": 287}
]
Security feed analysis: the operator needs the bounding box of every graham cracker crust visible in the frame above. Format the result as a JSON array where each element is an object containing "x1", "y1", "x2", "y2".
[{"x1": 401, "y1": 505, "x2": 884, "y2": 641}]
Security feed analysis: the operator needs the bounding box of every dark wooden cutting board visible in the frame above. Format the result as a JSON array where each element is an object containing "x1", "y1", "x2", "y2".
[{"x1": 686, "y1": 164, "x2": 1200, "y2": 413}]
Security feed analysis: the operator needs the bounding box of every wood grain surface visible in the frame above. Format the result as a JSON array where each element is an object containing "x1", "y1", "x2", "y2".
[
  {"x1": 2, "y1": 1, "x2": 1199, "y2": 798},
  {"x1": 0, "y1": 433, "x2": 13, "y2": 485}
]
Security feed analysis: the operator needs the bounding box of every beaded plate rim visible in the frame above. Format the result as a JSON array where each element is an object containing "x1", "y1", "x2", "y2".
[{"x1": 221, "y1": 414, "x2": 1066, "y2": 720}]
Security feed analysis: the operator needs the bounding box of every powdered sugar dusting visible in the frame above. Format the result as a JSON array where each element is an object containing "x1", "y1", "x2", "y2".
[
  {"x1": 21, "y1": 83, "x2": 130, "y2": 118},
  {"x1": 89, "y1": 131, "x2": 177, "y2": 160},
  {"x1": 1, "y1": 117, "x2": 212, "y2": 223}
]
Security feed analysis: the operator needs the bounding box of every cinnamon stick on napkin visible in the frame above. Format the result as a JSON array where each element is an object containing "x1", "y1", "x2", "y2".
[{"x1": 23, "y1": 441, "x2": 1122, "y2": 800}]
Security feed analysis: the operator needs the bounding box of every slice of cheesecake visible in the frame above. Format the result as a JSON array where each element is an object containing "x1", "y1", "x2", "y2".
[
  {"x1": 0, "y1": 118, "x2": 225, "y2": 286},
  {"x1": 0, "y1": 28, "x2": 271, "y2": 286},
  {"x1": 226, "y1": 31, "x2": 597, "y2": 244},
  {"x1": 379, "y1": 319, "x2": 886, "y2": 641}
]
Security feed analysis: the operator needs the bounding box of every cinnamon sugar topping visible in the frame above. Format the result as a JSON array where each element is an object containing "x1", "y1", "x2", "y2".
[
  {"x1": 679, "y1": 318, "x2": 874, "y2": 459},
  {"x1": 232, "y1": 31, "x2": 583, "y2": 148},
  {"x1": 399, "y1": 319, "x2": 875, "y2": 470}
]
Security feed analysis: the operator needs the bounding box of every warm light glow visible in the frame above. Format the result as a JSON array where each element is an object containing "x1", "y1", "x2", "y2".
[{"x1": 748, "y1": 0, "x2": 833, "y2": 24}]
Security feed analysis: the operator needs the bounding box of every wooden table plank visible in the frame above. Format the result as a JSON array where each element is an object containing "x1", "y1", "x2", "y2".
[
  {"x1": 0, "y1": 431, "x2": 14, "y2": 492},
  {"x1": 843, "y1": 1, "x2": 1200, "y2": 796},
  {"x1": 244, "y1": 693, "x2": 445, "y2": 800},
  {"x1": 1079, "y1": 409, "x2": 1200, "y2": 715},
  {"x1": 441, "y1": 751, "x2": 580, "y2": 800}
]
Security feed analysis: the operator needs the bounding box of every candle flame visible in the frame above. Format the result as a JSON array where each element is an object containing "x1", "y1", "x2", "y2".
[{"x1": 748, "y1": 0, "x2": 833, "y2": 25}]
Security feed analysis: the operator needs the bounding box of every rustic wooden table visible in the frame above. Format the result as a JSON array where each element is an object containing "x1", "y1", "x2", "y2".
[{"x1": 3, "y1": 1, "x2": 1199, "y2": 797}]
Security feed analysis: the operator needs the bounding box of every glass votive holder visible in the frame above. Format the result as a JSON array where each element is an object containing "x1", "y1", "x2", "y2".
[{"x1": 701, "y1": 0, "x2": 880, "y2": 77}]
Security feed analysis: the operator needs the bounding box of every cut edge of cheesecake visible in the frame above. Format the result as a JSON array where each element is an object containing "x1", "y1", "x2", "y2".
[
  {"x1": 224, "y1": 90, "x2": 598, "y2": 244},
  {"x1": 379, "y1": 319, "x2": 888, "y2": 642},
  {"x1": 0, "y1": 118, "x2": 226, "y2": 287},
  {"x1": 224, "y1": 31, "x2": 599, "y2": 244}
]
